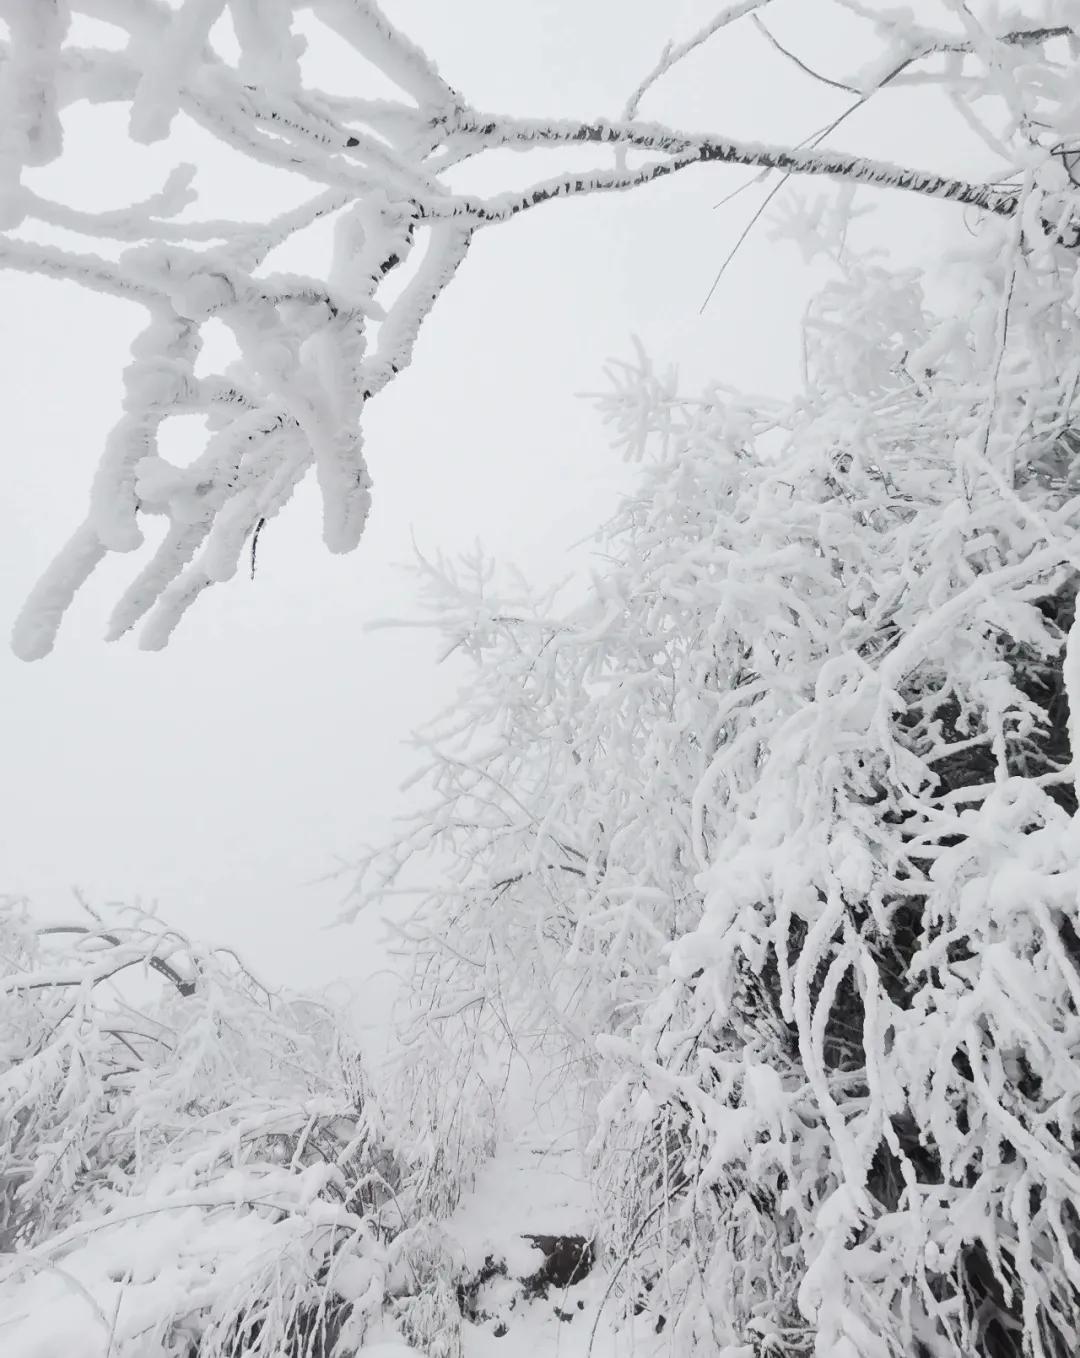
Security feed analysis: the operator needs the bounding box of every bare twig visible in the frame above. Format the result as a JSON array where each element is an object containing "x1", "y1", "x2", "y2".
[{"x1": 752, "y1": 15, "x2": 858, "y2": 93}]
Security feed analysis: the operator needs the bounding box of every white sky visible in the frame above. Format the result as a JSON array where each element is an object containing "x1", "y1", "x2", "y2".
[{"x1": 0, "y1": 1, "x2": 976, "y2": 998}]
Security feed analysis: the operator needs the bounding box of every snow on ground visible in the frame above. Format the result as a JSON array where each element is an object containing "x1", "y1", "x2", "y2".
[
  {"x1": 444, "y1": 1133, "x2": 594, "y2": 1274},
  {"x1": 436, "y1": 1101, "x2": 666, "y2": 1358}
]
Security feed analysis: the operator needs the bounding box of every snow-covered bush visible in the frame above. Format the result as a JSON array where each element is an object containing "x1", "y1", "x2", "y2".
[
  {"x1": 0, "y1": 897, "x2": 416, "y2": 1357},
  {"x1": 352, "y1": 130, "x2": 1080, "y2": 1358}
]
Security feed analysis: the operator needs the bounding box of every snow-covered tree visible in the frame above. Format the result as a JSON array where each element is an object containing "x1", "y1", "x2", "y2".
[
  {"x1": 3, "y1": 1, "x2": 1077, "y2": 657},
  {"x1": 348, "y1": 39, "x2": 1080, "y2": 1355}
]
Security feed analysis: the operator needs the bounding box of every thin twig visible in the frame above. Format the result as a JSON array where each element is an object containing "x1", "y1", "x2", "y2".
[
  {"x1": 752, "y1": 15, "x2": 858, "y2": 93},
  {"x1": 699, "y1": 173, "x2": 791, "y2": 314}
]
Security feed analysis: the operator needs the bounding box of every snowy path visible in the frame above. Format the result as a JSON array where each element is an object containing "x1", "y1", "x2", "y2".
[
  {"x1": 437, "y1": 1132, "x2": 663, "y2": 1358},
  {"x1": 444, "y1": 1133, "x2": 594, "y2": 1273}
]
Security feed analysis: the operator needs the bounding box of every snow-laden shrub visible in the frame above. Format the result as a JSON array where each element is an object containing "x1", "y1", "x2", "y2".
[
  {"x1": 385, "y1": 1221, "x2": 464, "y2": 1358},
  {"x1": 0, "y1": 898, "x2": 412, "y2": 1358},
  {"x1": 353, "y1": 196, "x2": 1080, "y2": 1353}
]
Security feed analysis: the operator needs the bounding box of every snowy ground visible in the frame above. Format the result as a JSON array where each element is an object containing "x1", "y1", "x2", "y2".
[
  {"x1": 445, "y1": 1132, "x2": 594, "y2": 1274},
  {"x1": 448, "y1": 1134, "x2": 604, "y2": 1356},
  {"x1": 355, "y1": 1088, "x2": 667, "y2": 1358},
  {"x1": 430, "y1": 1126, "x2": 662, "y2": 1358}
]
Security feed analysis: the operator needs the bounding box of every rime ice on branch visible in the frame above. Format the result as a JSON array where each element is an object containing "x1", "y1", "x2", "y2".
[{"x1": 1, "y1": 0, "x2": 1078, "y2": 655}]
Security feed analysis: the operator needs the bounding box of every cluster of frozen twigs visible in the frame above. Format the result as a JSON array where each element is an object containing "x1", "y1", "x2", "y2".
[
  {"x1": 0, "y1": 895, "x2": 474, "y2": 1357},
  {"x1": 3, "y1": 0, "x2": 1080, "y2": 657},
  {"x1": 348, "y1": 26, "x2": 1080, "y2": 1355}
]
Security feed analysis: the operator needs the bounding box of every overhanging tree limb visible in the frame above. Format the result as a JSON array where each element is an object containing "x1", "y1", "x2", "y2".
[{"x1": 2, "y1": 0, "x2": 1077, "y2": 657}]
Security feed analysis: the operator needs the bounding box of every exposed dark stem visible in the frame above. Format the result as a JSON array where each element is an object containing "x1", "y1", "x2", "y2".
[{"x1": 35, "y1": 926, "x2": 196, "y2": 996}]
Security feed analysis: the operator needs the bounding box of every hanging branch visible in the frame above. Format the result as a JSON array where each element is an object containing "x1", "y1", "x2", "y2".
[{"x1": 2, "y1": 0, "x2": 1076, "y2": 656}]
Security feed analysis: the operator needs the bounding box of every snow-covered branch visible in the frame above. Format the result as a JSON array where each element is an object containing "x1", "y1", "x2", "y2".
[{"x1": 3, "y1": 0, "x2": 1079, "y2": 654}]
